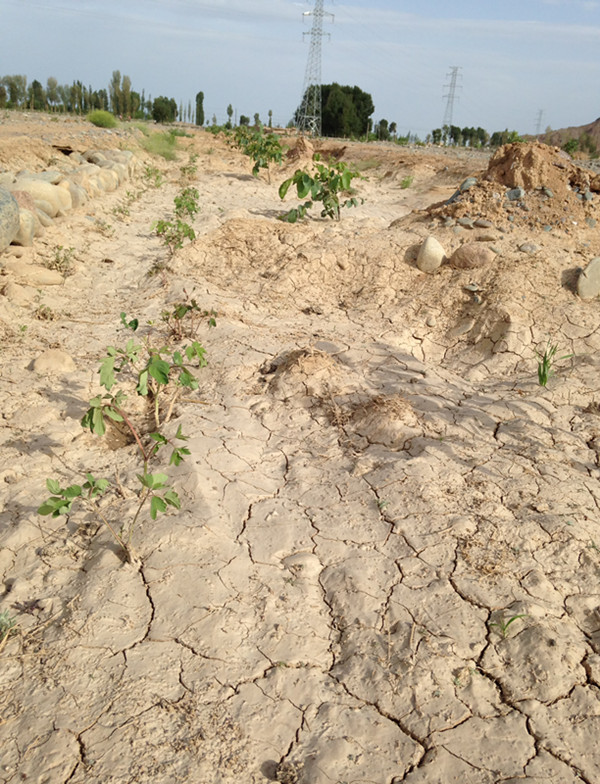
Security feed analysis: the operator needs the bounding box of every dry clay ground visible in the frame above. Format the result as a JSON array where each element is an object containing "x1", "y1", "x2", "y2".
[{"x1": 1, "y1": 117, "x2": 600, "y2": 784}]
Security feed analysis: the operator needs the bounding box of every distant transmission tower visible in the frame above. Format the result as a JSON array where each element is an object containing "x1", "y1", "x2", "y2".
[
  {"x1": 535, "y1": 109, "x2": 544, "y2": 135},
  {"x1": 442, "y1": 66, "x2": 462, "y2": 128},
  {"x1": 295, "y1": 0, "x2": 334, "y2": 136}
]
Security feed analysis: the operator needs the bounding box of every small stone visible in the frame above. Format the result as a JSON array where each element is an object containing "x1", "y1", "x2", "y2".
[
  {"x1": 586, "y1": 217, "x2": 597, "y2": 228},
  {"x1": 474, "y1": 218, "x2": 493, "y2": 228},
  {"x1": 416, "y1": 236, "x2": 446, "y2": 273},
  {"x1": 31, "y1": 349, "x2": 76, "y2": 374},
  {"x1": 542, "y1": 188, "x2": 554, "y2": 198},
  {"x1": 459, "y1": 177, "x2": 478, "y2": 192},
  {"x1": 449, "y1": 243, "x2": 495, "y2": 270},
  {"x1": 577, "y1": 257, "x2": 600, "y2": 300},
  {"x1": 426, "y1": 315, "x2": 437, "y2": 327},
  {"x1": 506, "y1": 187, "x2": 525, "y2": 201},
  {"x1": 457, "y1": 217, "x2": 474, "y2": 228},
  {"x1": 543, "y1": 225, "x2": 552, "y2": 232},
  {"x1": 583, "y1": 190, "x2": 593, "y2": 202},
  {"x1": 518, "y1": 243, "x2": 539, "y2": 255}
]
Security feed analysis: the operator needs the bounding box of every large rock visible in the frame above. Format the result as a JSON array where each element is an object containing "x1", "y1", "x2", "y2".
[
  {"x1": 31, "y1": 349, "x2": 76, "y2": 375},
  {"x1": 2, "y1": 258, "x2": 64, "y2": 286},
  {"x1": 449, "y1": 243, "x2": 495, "y2": 270},
  {"x1": 416, "y1": 236, "x2": 446, "y2": 273},
  {"x1": 13, "y1": 208, "x2": 37, "y2": 246},
  {"x1": 0, "y1": 187, "x2": 20, "y2": 251},
  {"x1": 577, "y1": 257, "x2": 600, "y2": 300},
  {"x1": 9, "y1": 177, "x2": 72, "y2": 217}
]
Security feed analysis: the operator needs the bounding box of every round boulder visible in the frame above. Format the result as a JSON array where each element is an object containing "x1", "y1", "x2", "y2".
[
  {"x1": 449, "y1": 243, "x2": 495, "y2": 270},
  {"x1": 31, "y1": 349, "x2": 76, "y2": 375},
  {"x1": 0, "y1": 187, "x2": 20, "y2": 251},
  {"x1": 416, "y1": 236, "x2": 446, "y2": 273}
]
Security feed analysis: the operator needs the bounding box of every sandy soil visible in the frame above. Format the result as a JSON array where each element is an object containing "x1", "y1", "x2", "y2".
[{"x1": 1, "y1": 115, "x2": 600, "y2": 784}]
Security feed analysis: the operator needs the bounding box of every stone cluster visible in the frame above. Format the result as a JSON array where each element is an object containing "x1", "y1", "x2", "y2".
[{"x1": 0, "y1": 148, "x2": 138, "y2": 250}]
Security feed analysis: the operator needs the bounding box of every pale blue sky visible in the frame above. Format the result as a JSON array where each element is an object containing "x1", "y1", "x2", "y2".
[{"x1": 2, "y1": 0, "x2": 599, "y2": 136}]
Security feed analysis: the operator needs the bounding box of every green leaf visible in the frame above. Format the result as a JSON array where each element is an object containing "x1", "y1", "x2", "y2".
[
  {"x1": 46, "y1": 478, "x2": 61, "y2": 495},
  {"x1": 175, "y1": 425, "x2": 188, "y2": 441},
  {"x1": 151, "y1": 472, "x2": 169, "y2": 488},
  {"x1": 297, "y1": 173, "x2": 314, "y2": 199},
  {"x1": 137, "y1": 369, "x2": 149, "y2": 397},
  {"x1": 150, "y1": 495, "x2": 167, "y2": 520},
  {"x1": 64, "y1": 484, "x2": 82, "y2": 500},
  {"x1": 278, "y1": 178, "x2": 293, "y2": 200},
  {"x1": 99, "y1": 356, "x2": 116, "y2": 391},
  {"x1": 104, "y1": 406, "x2": 124, "y2": 422},
  {"x1": 149, "y1": 433, "x2": 168, "y2": 444},
  {"x1": 341, "y1": 170, "x2": 352, "y2": 190},
  {"x1": 91, "y1": 406, "x2": 106, "y2": 436},
  {"x1": 164, "y1": 489, "x2": 181, "y2": 509},
  {"x1": 148, "y1": 356, "x2": 171, "y2": 386}
]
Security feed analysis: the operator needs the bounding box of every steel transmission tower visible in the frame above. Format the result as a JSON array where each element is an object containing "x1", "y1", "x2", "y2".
[
  {"x1": 296, "y1": 0, "x2": 333, "y2": 136},
  {"x1": 442, "y1": 66, "x2": 462, "y2": 128},
  {"x1": 535, "y1": 109, "x2": 544, "y2": 135}
]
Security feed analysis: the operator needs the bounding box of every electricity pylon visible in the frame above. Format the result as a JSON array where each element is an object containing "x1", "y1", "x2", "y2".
[
  {"x1": 442, "y1": 66, "x2": 462, "y2": 128},
  {"x1": 295, "y1": 0, "x2": 333, "y2": 136}
]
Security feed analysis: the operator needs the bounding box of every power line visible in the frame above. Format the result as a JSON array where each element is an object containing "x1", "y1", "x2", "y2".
[{"x1": 295, "y1": 0, "x2": 333, "y2": 136}]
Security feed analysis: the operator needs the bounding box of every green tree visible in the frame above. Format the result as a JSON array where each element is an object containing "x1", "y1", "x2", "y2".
[
  {"x1": 431, "y1": 128, "x2": 442, "y2": 145},
  {"x1": 239, "y1": 115, "x2": 250, "y2": 126},
  {"x1": 109, "y1": 70, "x2": 122, "y2": 115},
  {"x1": 46, "y1": 77, "x2": 58, "y2": 110},
  {"x1": 152, "y1": 96, "x2": 177, "y2": 123},
  {"x1": 0, "y1": 85, "x2": 6, "y2": 109},
  {"x1": 254, "y1": 112, "x2": 260, "y2": 127},
  {"x1": 376, "y1": 118, "x2": 390, "y2": 141},
  {"x1": 28, "y1": 79, "x2": 45, "y2": 111},
  {"x1": 122, "y1": 74, "x2": 132, "y2": 118},
  {"x1": 268, "y1": 109, "x2": 273, "y2": 128},
  {"x1": 316, "y1": 83, "x2": 374, "y2": 137},
  {"x1": 226, "y1": 103, "x2": 233, "y2": 128},
  {"x1": 195, "y1": 91, "x2": 204, "y2": 126}
]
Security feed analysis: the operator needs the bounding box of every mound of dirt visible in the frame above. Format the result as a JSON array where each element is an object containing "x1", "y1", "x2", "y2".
[{"x1": 427, "y1": 141, "x2": 600, "y2": 232}]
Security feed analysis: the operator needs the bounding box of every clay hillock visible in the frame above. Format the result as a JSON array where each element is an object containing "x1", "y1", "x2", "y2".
[{"x1": 427, "y1": 140, "x2": 600, "y2": 232}]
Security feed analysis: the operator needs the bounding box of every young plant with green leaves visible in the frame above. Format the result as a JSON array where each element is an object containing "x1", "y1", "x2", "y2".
[
  {"x1": 234, "y1": 125, "x2": 283, "y2": 181},
  {"x1": 39, "y1": 314, "x2": 208, "y2": 563},
  {"x1": 488, "y1": 613, "x2": 527, "y2": 639},
  {"x1": 153, "y1": 186, "x2": 200, "y2": 256},
  {"x1": 536, "y1": 340, "x2": 573, "y2": 387},
  {"x1": 161, "y1": 292, "x2": 217, "y2": 341},
  {"x1": 278, "y1": 154, "x2": 363, "y2": 222}
]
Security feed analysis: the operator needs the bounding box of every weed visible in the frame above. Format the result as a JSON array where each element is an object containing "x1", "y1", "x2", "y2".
[
  {"x1": 143, "y1": 165, "x2": 164, "y2": 188},
  {"x1": 140, "y1": 131, "x2": 178, "y2": 161},
  {"x1": 39, "y1": 315, "x2": 208, "y2": 563},
  {"x1": 536, "y1": 340, "x2": 573, "y2": 386},
  {"x1": 161, "y1": 293, "x2": 216, "y2": 340},
  {"x1": 180, "y1": 153, "x2": 199, "y2": 182},
  {"x1": 112, "y1": 203, "x2": 130, "y2": 219},
  {"x1": 488, "y1": 612, "x2": 527, "y2": 639},
  {"x1": 0, "y1": 610, "x2": 17, "y2": 646},
  {"x1": 400, "y1": 175, "x2": 414, "y2": 189},
  {"x1": 94, "y1": 218, "x2": 114, "y2": 237},
  {"x1": 44, "y1": 245, "x2": 75, "y2": 276},
  {"x1": 174, "y1": 187, "x2": 200, "y2": 221},
  {"x1": 279, "y1": 154, "x2": 364, "y2": 222}
]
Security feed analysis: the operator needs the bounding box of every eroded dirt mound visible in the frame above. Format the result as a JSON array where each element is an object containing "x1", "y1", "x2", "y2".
[{"x1": 428, "y1": 141, "x2": 600, "y2": 231}]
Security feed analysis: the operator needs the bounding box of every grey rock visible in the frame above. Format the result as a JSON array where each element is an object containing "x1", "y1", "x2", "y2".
[
  {"x1": 0, "y1": 187, "x2": 20, "y2": 251},
  {"x1": 13, "y1": 209, "x2": 36, "y2": 246},
  {"x1": 506, "y1": 187, "x2": 525, "y2": 201},
  {"x1": 583, "y1": 190, "x2": 593, "y2": 202},
  {"x1": 542, "y1": 188, "x2": 554, "y2": 198},
  {"x1": 416, "y1": 236, "x2": 446, "y2": 273},
  {"x1": 586, "y1": 217, "x2": 597, "y2": 228},
  {"x1": 518, "y1": 243, "x2": 539, "y2": 255},
  {"x1": 577, "y1": 257, "x2": 600, "y2": 300},
  {"x1": 459, "y1": 177, "x2": 478, "y2": 192},
  {"x1": 474, "y1": 219, "x2": 494, "y2": 228},
  {"x1": 457, "y1": 217, "x2": 474, "y2": 228}
]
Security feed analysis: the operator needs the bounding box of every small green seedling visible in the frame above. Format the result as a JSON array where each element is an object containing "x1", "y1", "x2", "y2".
[
  {"x1": 489, "y1": 613, "x2": 527, "y2": 639},
  {"x1": 180, "y1": 153, "x2": 199, "y2": 182},
  {"x1": 153, "y1": 186, "x2": 200, "y2": 255},
  {"x1": 143, "y1": 164, "x2": 164, "y2": 188},
  {"x1": 44, "y1": 245, "x2": 75, "y2": 276},
  {"x1": 233, "y1": 125, "x2": 283, "y2": 182},
  {"x1": 279, "y1": 154, "x2": 363, "y2": 222},
  {"x1": 39, "y1": 314, "x2": 208, "y2": 563},
  {"x1": 400, "y1": 175, "x2": 414, "y2": 189},
  {"x1": 161, "y1": 293, "x2": 216, "y2": 341},
  {"x1": 536, "y1": 340, "x2": 573, "y2": 386}
]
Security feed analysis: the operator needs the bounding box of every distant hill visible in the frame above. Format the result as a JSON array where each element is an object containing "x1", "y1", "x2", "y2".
[{"x1": 533, "y1": 117, "x2": 600, "y2": 156}]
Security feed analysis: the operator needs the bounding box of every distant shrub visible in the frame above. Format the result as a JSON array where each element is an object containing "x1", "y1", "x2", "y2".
[{"x1": 87, "y1": 110, "x2": 117, "y2": 129}]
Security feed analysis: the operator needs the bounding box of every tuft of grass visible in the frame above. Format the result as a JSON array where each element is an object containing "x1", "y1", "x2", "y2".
[
  {"x1": 536, "y1": 340, "x2": 573, "y2": 387},
  {"x1": 488, "y1": 613, "x2": 527, "y2": 639},
  {"x1": 0, "y1": 610, "x2": 17, "y2": 647},
  {"x1": 87, "y1": 110, "x2": 117, "y2": 129},
  {"x1": 400, "y1": 175, "x2": 414, "y2": 189},
  {"x1": 44, "y1": 245, "x2": 76, "y2": 276},
  {"x1": 139, "y1": 131, "x2": 178, "y2": 160}
]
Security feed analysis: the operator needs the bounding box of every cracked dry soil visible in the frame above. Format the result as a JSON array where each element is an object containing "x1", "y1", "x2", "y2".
[{"x1": 1, "y1": 118, "x2": 600, "y2": 784}]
